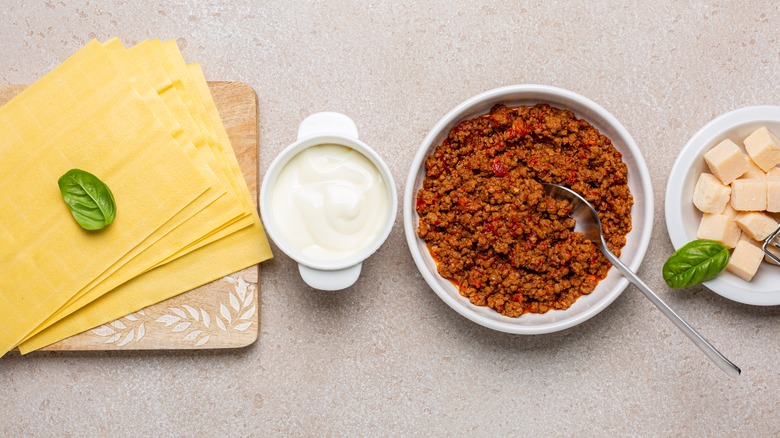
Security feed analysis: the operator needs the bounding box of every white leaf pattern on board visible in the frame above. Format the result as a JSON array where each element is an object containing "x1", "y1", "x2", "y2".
[
  {"x1": 233, "y1": 321, "x2": 252, "y2": 332},
  {"x1": 230, "y1": 292, "x2": 240, "y2": 312},
  {"x1": 172, "y1": 322, "x2": 191, "y2": 333},
  {"x1": 156, "y1": 315, "x2": 180, "y2": 327},
  {"x1": 90, "y1": 312, "x2": 148, "y2": 346},
  {"x1": 239, "y1": 307, "x2": 255, "y2": 321},
  {"x1": 233, "y1": 277, "x2": 247, "y2": 301},
  {"x1": 202, "y1": 310, "x2": 211, "y2": 329},
  {"x1": 89, "y1": 275, "x2": 257, "y2": 348},
  {"x1": 91, "y1": 325, "x2": 115, "y2": 337},
  {"x1": 137, "y1": 323, "x2": 145, "y2": 342},
  {"x1": 220, "y1": 303, "x2": 232, "y2": 324},
  {"x1": 117, "y1": 330, "x2": 135, "y2": 347},
  {"x1": 183, "y1": 305, "x2": 200, "y2": 321},
  {"x1": 183, "y1": 330, "x2": 203, "y2": 341}
]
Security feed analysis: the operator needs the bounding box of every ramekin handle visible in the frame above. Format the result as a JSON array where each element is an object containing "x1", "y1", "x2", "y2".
[
  {"x1": 298, "y1": 263, "x2": 363, "y2": 291},
  {"x1": 297, "y1": 112, "x2": 359, "y2": 140}
]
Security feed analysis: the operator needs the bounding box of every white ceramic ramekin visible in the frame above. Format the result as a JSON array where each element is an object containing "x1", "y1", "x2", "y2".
[{"x1": 261, "y1": 112, "x2": 397, "y2": 291}]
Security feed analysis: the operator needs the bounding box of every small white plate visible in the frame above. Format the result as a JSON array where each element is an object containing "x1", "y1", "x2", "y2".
[{"x1": 665, "y1": 105, "x2": 780, "y2": 305}]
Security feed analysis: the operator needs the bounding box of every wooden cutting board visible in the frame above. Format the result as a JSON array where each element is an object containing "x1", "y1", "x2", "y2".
[{"x1": 0, "y1": 82, "x2": 261, "y2": 352}]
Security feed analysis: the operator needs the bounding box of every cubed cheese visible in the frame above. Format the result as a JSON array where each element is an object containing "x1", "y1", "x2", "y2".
[
  {"x1": 767, "y1": 167, "x2": 780, "y2": 177},
  {"x1": 738, "y1": 232, "x2": 760, "y2": 245},
  {"x1": 766, "y1": 176, "x2": 780, "y2": 213},
  {"x1": 744, "y1": 127, "x2": 780, "y2": 172},
  {"x1": 743, "y1": 158, "x2": 767, "y2": 179},
  {"x1": 697, "y1": 214, "x2": 742, "y2": 248},
  {"x1": 737, "y1": 233, "x2": 771, "y2": 265},
  {"x1": 704, "y1": 139, "x2": 749, "y2": 184},
  {"x1": 726, "y1": 240, "x2": 765, "y2": 281},
  {"x1": 735, "y1": 211, "x2": 778, "y2": 241},
  {"x1": 693, "y1": 173, "x2": 731, "y2": 213},
  {"x1": 771, "y1": 212, "x2": 780, "y2": 230},
  {"x1": 731, "y1": 178, "x2": 767, "y2": 211},
  {"x1": 720, "y1": 202, "x2": 739, "y2": 219}
]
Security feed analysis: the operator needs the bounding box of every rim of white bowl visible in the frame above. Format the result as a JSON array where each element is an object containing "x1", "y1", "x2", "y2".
[
  {"x1": 404, "y1": 84, "x2": 654, "y2": 334},
  {"x1": 665, "y1": 105, "x2": 780, "y2": 305}
]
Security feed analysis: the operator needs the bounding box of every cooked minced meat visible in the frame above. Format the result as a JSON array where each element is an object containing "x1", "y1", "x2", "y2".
[{"x1": 416, "y1": 104, "x2": 633, "y2": 317}]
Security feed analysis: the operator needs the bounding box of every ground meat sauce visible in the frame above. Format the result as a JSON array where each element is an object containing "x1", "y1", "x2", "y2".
[{"x1": 416, "y1": 104, "x2": 633, "y2": 317}]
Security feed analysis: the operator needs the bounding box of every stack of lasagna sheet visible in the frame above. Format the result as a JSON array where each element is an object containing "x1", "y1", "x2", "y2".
[{"x1": 0, "y1": 39, "x2": 272, "y2": 356}]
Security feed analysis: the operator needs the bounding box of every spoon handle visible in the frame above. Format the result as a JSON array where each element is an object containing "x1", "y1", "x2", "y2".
[{"x1": 603, "y1": 251, "x2": 741, "y2": 377}]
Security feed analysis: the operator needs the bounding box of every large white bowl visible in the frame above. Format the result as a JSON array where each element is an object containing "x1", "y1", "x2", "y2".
[
  {"x1": 665, "y1": 106, "x2": 780, "y2": 305},
  {"x1": 403, "y1": 85, "x2": 654, "y2": 334}
]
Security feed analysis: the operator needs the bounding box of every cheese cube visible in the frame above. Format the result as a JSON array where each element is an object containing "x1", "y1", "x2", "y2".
[
  {"x1": 771, "y1": 212, "x2": 780, "y2": 229},
  {"x1": 693, "y1": 173, "x2": 731, "y2": 213},
  {"x1": 744, "y1": 127, "x2": 780, "y2": 172},
  {"x1": 731, "y1": 178, "x2": 767, "y2": 211},
  {"x1": 767, "y1": 167, "x2": 780, "y2": 177},
  {"x1": 720, "y1": 202, "x2": 739, "y2": 219},
  {"x1": 736, "y1": 233, "x2": 778, "y2": 266},
  {"x1": 738, "y1": 232, "x2": 759, "y2": 245},
  {"x1": 726, "y1": 240, "x2": 765, "y2": 281},
  {"x1": 742, "y1": 158, "x2": 767, "y2": 179},
  {"x1": 766, "y1": 176, "x2": 780, "y2": 213},
  {"x1": 697, "y1": 214, "x2": 742, "y2": 248},
  {"x1": 704, "y1": 139, "x2": 748, "y2": 184},
  {"x1": 735, "y1": 211, "x2": 778, "y2": 241}
]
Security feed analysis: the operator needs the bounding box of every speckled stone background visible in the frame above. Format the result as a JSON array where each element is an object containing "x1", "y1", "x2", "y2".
[{"x1": 2, "y1": 1, "x2": 780, "y2": 436}]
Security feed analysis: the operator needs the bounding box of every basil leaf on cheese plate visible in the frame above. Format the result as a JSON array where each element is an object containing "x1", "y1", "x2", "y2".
[
  {"x1": 58, "y1": 168, "x2": 117, "y2": 230},
  {"x1": 662, "y1": 239, "x2": 729, "y2": 288}
]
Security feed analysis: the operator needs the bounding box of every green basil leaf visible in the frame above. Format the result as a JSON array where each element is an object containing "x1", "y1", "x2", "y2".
[
  {"x1": 58, "y1": 169, "x2": 116, "y2": 231},
  {"x1": 662, "y1": 239, "x2": 729, "y2": 288}
]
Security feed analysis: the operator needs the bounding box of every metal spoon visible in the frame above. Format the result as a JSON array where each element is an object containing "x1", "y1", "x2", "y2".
[{"x1": 542, "y1": 183, "x2": 741, "y2": 377}]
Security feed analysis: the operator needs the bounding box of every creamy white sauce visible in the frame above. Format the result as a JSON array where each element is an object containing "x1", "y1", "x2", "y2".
[{"x1": 272, "y1": 144, "x2": 389, "y2": 262}]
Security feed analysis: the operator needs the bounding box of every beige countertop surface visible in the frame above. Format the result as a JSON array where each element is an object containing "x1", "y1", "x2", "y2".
[{"x1": 2, "y1": 1, "x2": 780, "y2": 436}]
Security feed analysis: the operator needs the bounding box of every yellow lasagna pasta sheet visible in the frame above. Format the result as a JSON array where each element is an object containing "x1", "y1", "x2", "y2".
[
  {"x1": 17, "y1": 39, "x2": 252, "y2": 341},
  {"x1": 0, "y1": 41, "x2": 211, "y2": 355},
  {"x1": 0, "y1": 39, "x2": 272, "y2": 355}
]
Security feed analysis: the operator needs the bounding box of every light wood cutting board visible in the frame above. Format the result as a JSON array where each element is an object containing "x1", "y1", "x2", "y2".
[{"x1": 0, "y1": 82, "x2": 261, "y2": 352}]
